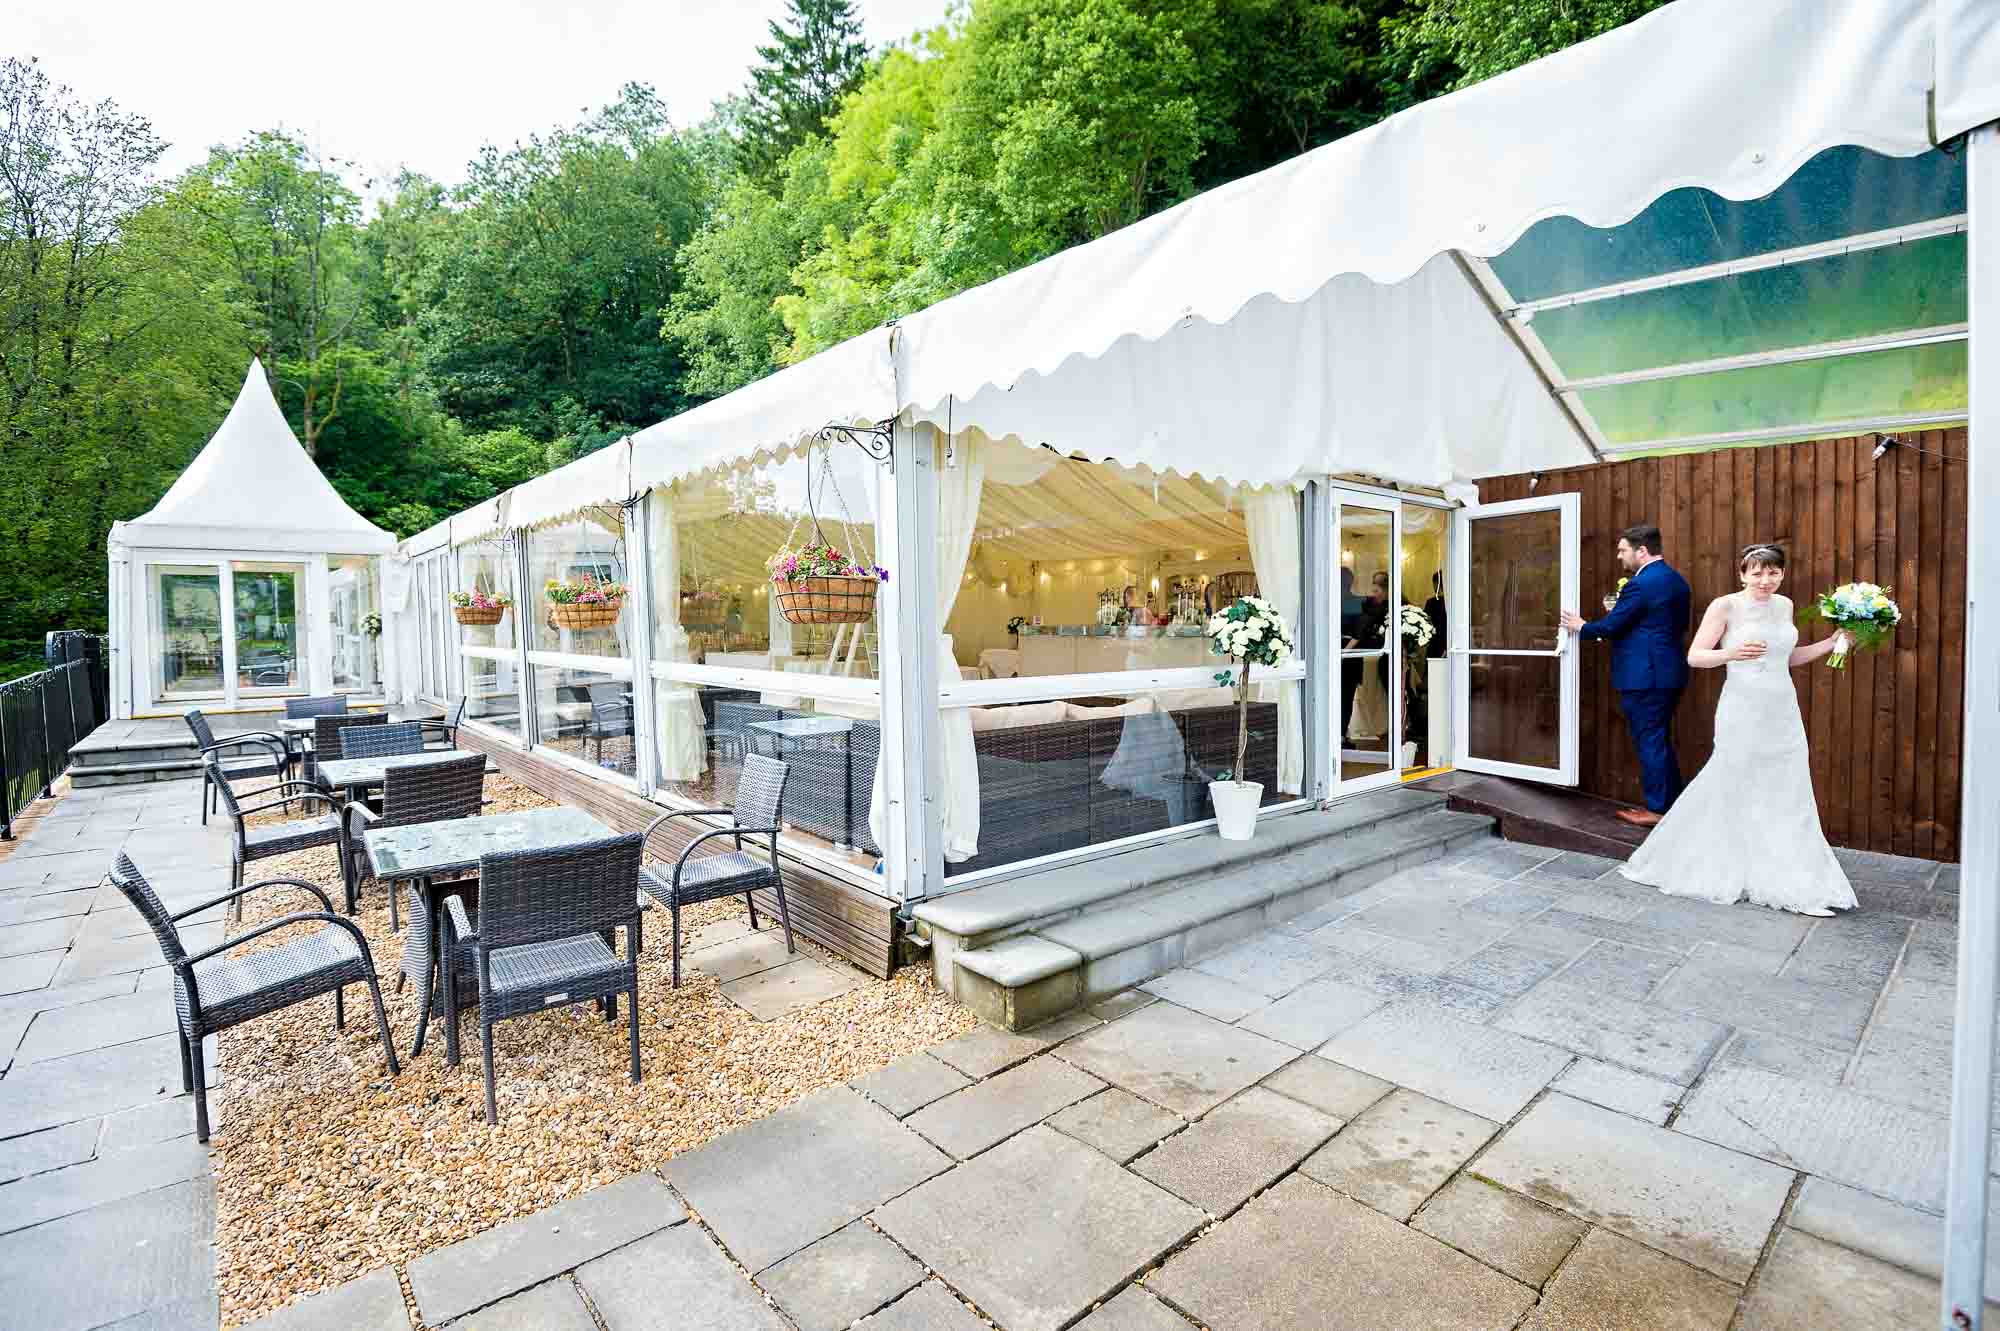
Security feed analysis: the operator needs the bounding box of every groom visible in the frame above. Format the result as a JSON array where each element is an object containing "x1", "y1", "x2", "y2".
[{"x1": 1559, "y1": 524, "x2": 1691, "y2": 827}]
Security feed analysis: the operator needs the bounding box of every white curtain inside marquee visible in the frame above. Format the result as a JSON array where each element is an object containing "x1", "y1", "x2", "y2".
[
  {"x1": 647, "y1": 490, "x2": 706, "y2": 783},
  {"x1": 1245, "y1": 487, "x2": 1303, "y2": 795}
]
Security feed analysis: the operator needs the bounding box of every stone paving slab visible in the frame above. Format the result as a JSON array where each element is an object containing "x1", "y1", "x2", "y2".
[
  {"x1": 1054, "y1": 1000, "x2": 1294, "y2": 1117},
  {"x1": 1789, "y1": 1174, "x2": 2000, "y2": 1290},
  {"x1": 873, "y1": 1125, "x2": 1205, "y2": 1331},
  {"x1": 0, "y1": 1133, "x2": 210, "y2": 1236},
  {"x1": 1439, "y1": 938, "x2": 1573, "y2": 997},
  {"x1": 1497, "y1": 981, "x2": 1729, "y2": 1083},
  {"x1": 0, "y1": 949, "x2": 66, "y2": 995},
  {"x1": 1782, "y1": 913, "x2": 1912, "y2": 987},
  {"x1": 0, "y1": 1118, "x2": 101, "y2": 1187},
  {"x1": 1134, "y1": 1085, "x2": 1340, "y2": 1217},
  {"x1": 1651, "y1": 959, "x2": 1877, "y2": 1051},
  {"x1": 1087, "y1": 990, "x2": 1157, "y2": 1021},
  {"x1": 1411, "y1": 1176, "x2": 1586, "y2": 1289},
  {"x1": 1475, "y1": 1093, "x2": 1792, "y2": 1282},
  {"x1": 1258, "y1": 1056, "x2": 1392, "y2": 1120},
  {"x1": 1317, "y1": 1001, "x2": 1570, "y2": 1121},
  {"x1": 855, "y1": 1280, "x2": 986, "y2": 1330},
  {"x1": 1732, "y1": 1229, "x2": 1937, "y2": 1331},
  {"x1": 1234, "y1": 977, "x2": 1384, "y2": 1050},
  {"x1": 1189, "y1": 934, "x2": 1342, "y2": 998},
  {"x1": 99, "y1": 1095, "x2": 210, "y2": 1151},
  {"x1": 241, "y1": 1266, "x2": 407, "y2": 1330},
  {"x1": 1138, "y1": 967, "x2": 1272, "y2": 1022},
  {"x1": 1551, "y1": 1058, "x2": 1685, "y2": 1125},
  {"x1": 929, "y1": 1024, "x2": 1055, "y2": 1079},
  {"x1": 1300, "y1": 1088, "x2": 1498, "y2": 1221},
  {"x1": 577, "y1": 1223, "x2": 787, "y2": 1331},
  {"x1": 1717, "y1": 1029, "x2": 1849, "y2": 1085},
  {"x1": 1073, "y1": 1285, "x2": 1191, "y2": 1331},
  {"x1": 0, "y1": 915, "x2": 86, "y2": 957},
  {"x1": 689, "y1": 930, "x2": 798, "y2": 984},
  {"x1": 1518, "y1": 1228, "x2": 1738, "y2": 1331},
  {"x1": 666, "y1": 1086, "x2": 949, "y2": 1273},
  {"x1": 0, "y1": 887, "x2": 97, "y2": 925},
  {"x1": 446, "y1": 1278, "x2": 598, "y2": 1329},
  {"x1": 14, "y1": 989, "x2": 178, "y2": 1064},
  {"x1": 1554, "y1": 939, "x2": 1683, "y2": 1001},
  {"x1": 1047, "y1": 1088, "x2": 1184, "y2": 1164},
  {"x1": 1462, "y1": 880, "x2": 1568, "y2": 921},
  {"x1": 1441, "y1": 841, "x2": 1561, "y2": 879},
  {"x1": 407, "y1": 1173, "x2": 682, "y2": 1325},
  {"x1": 756, "y1": 1221, "x2": 924, "y2": 1331},
  {"x1": 1151, "y1": 1174, "x2": 1535, "y2": 1331},
  {"x1": 1532, "y1": 908, "x2": 1699, "y2": 956},
  {"x1": 0, "y1": 1177, "x2": 217, "y2": 1331},
  {"x1": 906, "y1": 1055, "x2": 1103, "y2": 1160},
  {"x1": 1900, "y1": 921, "x2": 1957, "y2": 985},
  {"x1": 1672, "y1": 1063, "x2": 1951, "y2": 1211},
  {"x1": 0, "y1": 1032, "x2": 206, "y2": 1135},
  {"x1": 716, "y1": 956, "x2": 863, "y2": 1020},
  {"x1": 848, "y1": 1052, "x2": 970, "y2": 1118}
]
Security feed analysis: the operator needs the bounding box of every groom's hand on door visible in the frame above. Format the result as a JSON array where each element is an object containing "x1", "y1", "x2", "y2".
[{"x1": 1559, "y1": 609, "x2": 1585, "y2": 633}]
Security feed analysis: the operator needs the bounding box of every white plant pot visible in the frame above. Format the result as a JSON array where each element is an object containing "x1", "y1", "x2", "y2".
[{"x1": 1210, "y1": 780, "x2": 1264, "y2": 841}]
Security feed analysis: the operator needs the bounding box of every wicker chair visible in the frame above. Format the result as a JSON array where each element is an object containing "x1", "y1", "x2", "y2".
[
  {"x1": 339, "y1": 721, "x2": 427, "y2": 760},
  {"x1": 639, "y1": 753, "x2": 795, "y2": 987},
  {"x1": 446, "y1": 833, "x2": 645, "y2": 1124},
  {"x1": 585, "y1": 682, "x2": 634, "y2": 767},
  {"x1": 309, "y1": 711, "x2": 389, "y2": 783},
  {"x1": 106, "y1": 852, "x2": 399, "y2": 1142},
  {"x1": 184, "y1": 709, "x2": 293, "y2": 826},
  {"x1": 209, "y1": 756, "x2": 344, "y2": 920},
  {"x1": 284, "y1": 696, "x2": 349, "y2": 719},
  {"x1": 418, "y1": 699, "x2": 466, "y2": 750},
  {"x1": 342, "y1": 751, "x2": 486, "y2": 927}
]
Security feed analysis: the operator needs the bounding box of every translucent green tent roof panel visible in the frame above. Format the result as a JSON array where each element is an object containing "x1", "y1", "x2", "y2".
[
  {"x1": 1531, "y1": 234, "x2": 1968, "y2": 380},
  {"x1": 1577, "y1": 341, "x2": 1969, "y2": 446},
  {"x1": 1489, "y1": 146, "x2": 1967, "y2": 303}
]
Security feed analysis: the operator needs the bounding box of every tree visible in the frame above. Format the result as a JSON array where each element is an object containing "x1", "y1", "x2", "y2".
[
  {"x1": 739, "y1": 0, "x2": 870, "y2": 179},
  {"x1": 1387, "y1": 0, "x2": 1671, "y2": 90}
]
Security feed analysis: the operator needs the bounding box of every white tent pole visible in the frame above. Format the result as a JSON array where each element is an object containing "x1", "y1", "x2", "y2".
[{"x1": 1945, "y1": 119, "x2": 2000, "y2": 1331}]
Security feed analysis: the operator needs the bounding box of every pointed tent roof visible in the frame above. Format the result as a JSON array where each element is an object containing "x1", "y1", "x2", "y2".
[{"x1": 112, "y1": 360, "x2": 395, "y2": 554}]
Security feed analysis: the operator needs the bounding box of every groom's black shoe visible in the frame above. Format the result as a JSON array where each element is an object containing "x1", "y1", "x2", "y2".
[{"x1": 1616, "y1": 808, "x2": 1663, "y2": 827}]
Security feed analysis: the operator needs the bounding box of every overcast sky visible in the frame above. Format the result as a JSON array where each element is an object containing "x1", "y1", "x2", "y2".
[{"x1": 13, "y1": 0, "x2": 951, "y2": 190}]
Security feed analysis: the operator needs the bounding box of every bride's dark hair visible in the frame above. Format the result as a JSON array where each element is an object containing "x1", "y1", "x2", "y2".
[{"x1": 1739, "y1": 542, "x2": 1787, "y2": 573}]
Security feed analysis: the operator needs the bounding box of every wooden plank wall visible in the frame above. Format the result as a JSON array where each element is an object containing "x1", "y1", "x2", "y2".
[
  {"x1": 1479, "y1": 428, "x2": 1967, "y2": 862},
  {"x1": 457, "y1": 728, "x2": 900, "y2": 976}
]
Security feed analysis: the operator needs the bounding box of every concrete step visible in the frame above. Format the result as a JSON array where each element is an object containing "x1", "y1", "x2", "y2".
[
  {"x1": 929, "y1": 794, "x2": 1498, "y2": 1030},
  {"x1": 69, "y1": 744, "x2": 196, "y2": 769},
  {"x1": 69, "y1": 758, "x2": 206, "y2": 788}
]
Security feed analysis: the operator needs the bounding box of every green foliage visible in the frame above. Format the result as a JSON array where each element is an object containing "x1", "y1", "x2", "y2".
[
  {"x1": 1387, "y1": 0, "x2": 1671, "y2": 90},
  {"x1": 739, "y1": 0, "x2": 870, "y2": 180}
]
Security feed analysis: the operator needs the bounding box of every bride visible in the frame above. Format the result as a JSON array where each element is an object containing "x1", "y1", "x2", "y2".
[{"x1": 1618, "y1": 543, "x2": 1857, "y2": 916}]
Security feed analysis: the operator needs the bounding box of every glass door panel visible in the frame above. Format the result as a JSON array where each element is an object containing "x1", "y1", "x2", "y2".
[
  {"x1": 1400, "y1": 505, "x2": 1452, "y2": 772},
  {"x1": 1335, "y1": 498, "x2": 1399, "y2": 792},
  {"x1": 151, "y1": 565, "x2": 224, "y2": 700},
  {"x1": 1451, "y1": 494, "x2": 1581, "y2": 784},
  {"x1": 232, "y1": 562, "x2": 304, "y2": 693}
]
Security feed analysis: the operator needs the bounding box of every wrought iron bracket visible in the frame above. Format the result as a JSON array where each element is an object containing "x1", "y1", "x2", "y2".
[{"x1": 813, "y1": 420, "x2": 895, "y2": 465}]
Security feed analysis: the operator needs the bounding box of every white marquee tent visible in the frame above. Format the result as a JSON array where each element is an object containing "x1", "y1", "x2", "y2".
[{"x1": 108, "y1": 360, "x2": 396, "y2": 717}]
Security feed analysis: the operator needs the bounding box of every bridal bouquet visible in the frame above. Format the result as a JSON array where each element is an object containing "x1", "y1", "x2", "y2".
[
  {"x1": 1802, "y1": 582, "x2": 1901, "y2": 669},
  {"x1": 1399, "y1": 604, "x2": 1436, "y2": 650}
]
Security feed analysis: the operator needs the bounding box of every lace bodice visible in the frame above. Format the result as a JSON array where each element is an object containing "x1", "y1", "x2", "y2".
[{"x1": 1722, "y1": 594, "x2": 1797, "y2": 683}]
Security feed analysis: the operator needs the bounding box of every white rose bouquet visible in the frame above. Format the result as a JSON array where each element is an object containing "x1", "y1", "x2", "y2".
[
  {"x1": 1399, "y1": 604, "x2": 1435, "y2": 650},
  {"x1": 1801, "y1": 582, "x2": 1902, "y2": 669},
  {"x1": 1206, "y1": 596, "x2": 1294, "y2": 782}
]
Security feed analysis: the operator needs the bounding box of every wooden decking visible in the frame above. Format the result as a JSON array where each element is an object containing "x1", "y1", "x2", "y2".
[
  {"x1": 1415, "y1": 771, "x2": 1646, "y2": 861},
  {"x1": 456, "y1": 728, "x2": 901, "y2": 977}
]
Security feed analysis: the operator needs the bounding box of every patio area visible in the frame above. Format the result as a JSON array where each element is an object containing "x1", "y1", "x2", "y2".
[{"x1": 0, "y1": 759, "x2": 1981, "y2": 1330}]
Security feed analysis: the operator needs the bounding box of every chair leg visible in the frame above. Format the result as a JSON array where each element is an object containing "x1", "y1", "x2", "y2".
[
  {"x1": 671, "y1": 899, "x2": 683, "y2": 988},
  {"x1": 335, "y1": 985, "x2": 346, "y2": 1031},
  {"x1": 628, "y1": 979, "x2": 641, "y2": 1084},
  {"x1": 444, "y1": 944, "x2": 461, "y2": 1068},
  {"x1": 745, "y1": 889, "x2": 760, "y2": 932},
  {"x1": 482, "y1": 1021, "x2": 499, "y2": 1125},
  {"x1": 772, "y1": 871, "x2": 796, "y2": 957},
  {"x1": 229, "y1": 859, "x2": 243, "y2": 923},
  {"x1": 199, "y1": 770, "x2": 209, "y2": 826},
  {"x1": 178, "y1": 1026, "x2": 193, "y2": 1095},
  {"x1": 363, "y1": 971, "x2": 401, "y2": 1077},
  {"x1": 390, "y1": 876, "x2": 403, "y2": 933},
  {"x1": 190, "y1": 1034, "x2": 211, "y2": 1144}
]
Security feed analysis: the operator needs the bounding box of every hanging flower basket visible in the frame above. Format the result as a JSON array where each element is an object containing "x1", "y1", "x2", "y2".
[
  {"x1": 545, "y1": 575, "x2": 625, "y2": 631},
  {"x1": 550, "y1": 601, "x2": 623, "y2": 630},
  {"x1": 450, "y1": 591, "x2": 511, "y2": 625},
  {"x1": 769, "y1": 544, "x2": 887, "y2": 625}
]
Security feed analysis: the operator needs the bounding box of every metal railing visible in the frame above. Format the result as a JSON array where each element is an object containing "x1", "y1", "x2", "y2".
[{"x1": 0, "y1": 633, "x2": 109, "y2": 839}]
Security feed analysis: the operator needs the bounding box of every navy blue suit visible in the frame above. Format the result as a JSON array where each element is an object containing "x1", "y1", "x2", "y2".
[{"x1": 1579, "y1": 560, "x2": 1692, "y2": 812}]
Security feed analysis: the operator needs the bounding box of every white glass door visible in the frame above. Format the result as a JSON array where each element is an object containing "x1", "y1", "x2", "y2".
[
  {"x1": 1450, "y1": 493, "x2": 1581, "y2": 784},
  {"x1": 1333, "y1": 493, "x2": 1401, "y2": 795}
]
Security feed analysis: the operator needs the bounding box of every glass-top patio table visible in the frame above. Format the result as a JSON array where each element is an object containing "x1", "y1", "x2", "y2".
[
  {"x1": 316, "y1": 748, "x2": 493, "y2": 806},
  {"x1": 364, "y1": 805, "x2": 618, "y2": 1059}
]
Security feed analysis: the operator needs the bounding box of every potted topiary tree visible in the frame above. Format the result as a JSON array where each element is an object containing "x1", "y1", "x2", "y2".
[{"x1": 1204, "y1": 595, "x2": 1294, "y2": 840}]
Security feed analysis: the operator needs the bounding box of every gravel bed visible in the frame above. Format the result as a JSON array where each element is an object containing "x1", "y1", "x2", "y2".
[{"x1": 217, "y1": 775, "x2": 974, "y2": 1327}]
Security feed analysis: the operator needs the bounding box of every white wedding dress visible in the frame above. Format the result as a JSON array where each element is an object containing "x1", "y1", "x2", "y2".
[{"x1": 1618, "y1": 593, "x2": 1856, "y2": 914}]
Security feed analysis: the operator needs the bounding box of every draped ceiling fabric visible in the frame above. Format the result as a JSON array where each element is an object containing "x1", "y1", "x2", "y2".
[
  {"x1": 646, "y1": 490, "x2": 707, "y2": 784},
  {"x1": 1244, "y1": 490, "x2": 1304, "y2": 795}
]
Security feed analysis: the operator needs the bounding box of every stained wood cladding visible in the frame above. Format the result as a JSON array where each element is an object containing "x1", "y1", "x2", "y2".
[
  {"x1": 457, "y1": 728, "x2": 899, "y2": 975},
  {"x1": 1478, "y1": 428, "x2": 1966, "y2": 862}
]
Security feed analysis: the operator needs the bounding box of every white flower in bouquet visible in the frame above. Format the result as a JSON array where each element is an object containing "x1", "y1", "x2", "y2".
[
  {"x1": 1399, "y1": 604, "x2": 1436, "y2": 649},
  {"x1": 1206, "y1": 596, "x2": 1294, "y2": 785}
]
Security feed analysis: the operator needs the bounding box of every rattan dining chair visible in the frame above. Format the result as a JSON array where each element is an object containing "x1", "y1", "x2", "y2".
[
  {"x1": 309, "y1": 711, "x2": 389, "y2": 783},
  {"x1": 446, "y1": 833, "x2": 646, "y2": 1124},
  {"x1": 107, "y1": 852, "x2": 399, "y2": 1143},
  {"x1": 184, "y1": 709, "x2": 293, "y2": 826},
  {"x1": 585, "y1": 683, "x2": 634, "y2": 767},
  {"x1": 341, "y1": 751, "x2": 487, "y2": 923},
  {"x1": 284, "y1": 696, "x2": 349, "y2": 720},
  {"x1": 638, "y1": 753, "x2": 795, "y2": 987},
  {"x1": 339, "y1": 721, "x2": 427, "y2": 760},
  {"x1": 418, "y1": 699, "x2": 466, "y2": 750},
  {"x1": 209, "y1": 755, "x2": 344, "y2": 921}
]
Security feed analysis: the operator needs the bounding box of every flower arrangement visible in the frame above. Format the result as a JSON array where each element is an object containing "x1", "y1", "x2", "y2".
[
  {"x1": 360, "y1": 611, "x2": 382, "y2": 638},
  {"x1": 544, "y1": 574, "x2": 625, "y2": 630},
  {"x1": 1007, "y1": 616, "x2": 1027, "y2": 635},
  {"x1": 1206, "y1": 596, "x2": 1295, "y2": 799},
  {"x1": 768, "y1": 543, "x2": 888, "y2": 625},
  {"x1": 1399, "y1": 604, "x2": 1435, "y2": 650},
  {"x1": 449, "y1": 588, "x2": 512, "y2": 625},
  {"x1": 1802, "y1": 582, "x2": 1902, "y2": 669}
]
